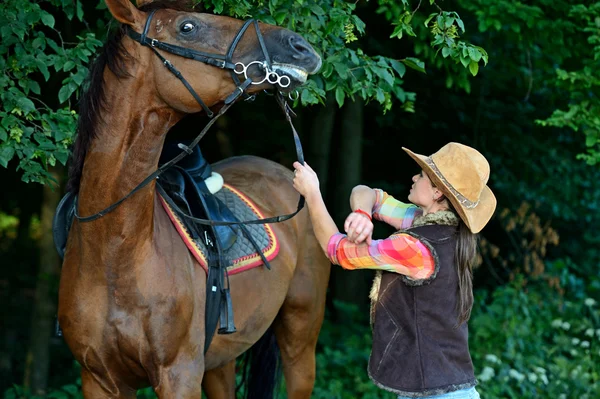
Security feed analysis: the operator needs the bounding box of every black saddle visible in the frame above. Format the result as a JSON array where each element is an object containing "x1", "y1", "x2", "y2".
[
  {"x1": 52, "y1": 191, "x2": 76, "y2": 259},
  {"x1": 157, "y1": 143, "x2": 239, "y2": 251}
]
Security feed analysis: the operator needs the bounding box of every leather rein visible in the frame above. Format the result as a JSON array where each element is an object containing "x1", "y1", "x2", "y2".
[{"x1": 74, "y1": 10, "x2": 305, "y2": 226}]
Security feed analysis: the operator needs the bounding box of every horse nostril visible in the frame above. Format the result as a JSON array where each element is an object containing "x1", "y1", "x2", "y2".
[{"x1": 288, "y1": 35, "x2": 313, "y2": 59}]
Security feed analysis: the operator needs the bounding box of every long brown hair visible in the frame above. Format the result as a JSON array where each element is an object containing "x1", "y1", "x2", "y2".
[
  {"x1": 454, "y1": 214, "x2": 478, "y2": 325},
  {"x1": 436, "y1": 197, "x2": 478, "y2": 325}
]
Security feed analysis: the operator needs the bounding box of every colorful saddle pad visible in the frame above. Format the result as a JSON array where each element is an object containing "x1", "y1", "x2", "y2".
[{"x1": 159, "y1": 184, "x2": 279, "y2": 275}]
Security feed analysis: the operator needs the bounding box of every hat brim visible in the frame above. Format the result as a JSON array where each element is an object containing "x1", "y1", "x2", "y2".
[{"x1": 402, "y1": 147, "x2": 496, "y2": 234}]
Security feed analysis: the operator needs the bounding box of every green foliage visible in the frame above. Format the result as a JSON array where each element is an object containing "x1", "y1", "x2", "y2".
[
  {"x1": 203, "y1": 0, "x2": 449, "y2": 112},
  {"x1": 0, "y1": 0, "x2": 103, "y2": 184},
  {"x1": 471, "y1": 271, "x2": 600, "y2": 398},
  {"x1": 452, "y1": 0, "x2": 600, "y2": 165},
  {"x1": 4, "y1": 370, "x2": 83, "y2": 399},
  {"x1": 535, "y1": 3, "x2": 600, "y2": 165},
  {"x1": 378, "y1": 0, "x2": 488, "y2": 83},
  {"x1": 312, "y1": 301, "x2": 394, "y2": 399}
]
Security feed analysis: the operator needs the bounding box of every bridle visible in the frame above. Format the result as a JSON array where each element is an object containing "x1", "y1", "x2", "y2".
[
  {"x1": 126, "y1": 9, "x2": 291, "y2": 116},
  {"x1": 74, "y1": 10, "x2": 305, "y2": 226}
]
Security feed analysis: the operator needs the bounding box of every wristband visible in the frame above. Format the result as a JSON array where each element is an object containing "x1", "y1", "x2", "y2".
[{"x1": 354, "y1": 209, "x2": 372, "y2": 221}]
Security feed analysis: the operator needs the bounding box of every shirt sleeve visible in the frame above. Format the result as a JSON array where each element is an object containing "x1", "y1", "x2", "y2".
[
  {"x1": 326, "y1": 232, "x2": 435, "y2": 281},
  {"x1": 372, "y1": 189, "x2": 422, "y2": 230}
]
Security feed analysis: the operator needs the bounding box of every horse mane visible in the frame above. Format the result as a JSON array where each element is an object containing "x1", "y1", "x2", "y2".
[{"x1": 66, "y1": 1, "x2": 199, "y2": 193}]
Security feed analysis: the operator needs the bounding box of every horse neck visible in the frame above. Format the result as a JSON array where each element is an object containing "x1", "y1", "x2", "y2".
[{"x1": 77, "y1": 66, "x2": 181, "y2": 246}]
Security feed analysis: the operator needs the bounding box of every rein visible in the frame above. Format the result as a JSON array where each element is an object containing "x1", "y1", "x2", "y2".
[{"x1": 75, "y1": 11, "x2": 305, "y2": 226}]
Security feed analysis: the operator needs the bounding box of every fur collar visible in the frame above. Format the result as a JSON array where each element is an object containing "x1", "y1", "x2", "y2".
[{"x1": 411, "y1": 210, "x2": 459, "y2": 228}]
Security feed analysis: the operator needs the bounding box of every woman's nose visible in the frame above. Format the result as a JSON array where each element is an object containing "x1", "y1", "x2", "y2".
[{"x1": 412, "y1": 175, "x2": 418, "y2": 182}]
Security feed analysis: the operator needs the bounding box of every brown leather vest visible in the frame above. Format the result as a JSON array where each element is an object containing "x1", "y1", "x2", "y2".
[{"x1": 368, "y1": 224, "x2": 477, "y2": 397}]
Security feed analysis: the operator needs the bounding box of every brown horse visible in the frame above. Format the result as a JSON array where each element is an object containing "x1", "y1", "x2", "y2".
[{"x1": 57, "y1": 0, "x2": 330, "y2": 398}]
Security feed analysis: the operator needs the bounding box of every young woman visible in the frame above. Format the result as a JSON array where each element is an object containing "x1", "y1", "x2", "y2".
[{"x1": 292, "y1": 142, "x2": 496, "y2": 399}]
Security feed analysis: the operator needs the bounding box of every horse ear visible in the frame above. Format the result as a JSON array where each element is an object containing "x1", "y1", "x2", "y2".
[{"x1": 105, "y1": 0, "x2": 145, "y2": 28}]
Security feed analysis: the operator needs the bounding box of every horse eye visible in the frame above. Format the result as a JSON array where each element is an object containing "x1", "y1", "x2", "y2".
[{"x1": 180, "y1": 22, "x2": 196, "y2": 33}]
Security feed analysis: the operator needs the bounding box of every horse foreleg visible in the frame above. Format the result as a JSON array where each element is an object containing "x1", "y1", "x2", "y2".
[
  {"x1": 202, "y1": 360, "x2": 236, "y2": 399},
  {"x1": 81, "y1": 369, "x2": 136, "y2": 399},
  {"x1": 153, "y1": 358, "x2": 205, "y2": 399}
]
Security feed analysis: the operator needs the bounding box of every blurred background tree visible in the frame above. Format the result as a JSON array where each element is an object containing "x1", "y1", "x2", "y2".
[{"x1": 1, "y1": 0, "x2": 599, "y2": 397}]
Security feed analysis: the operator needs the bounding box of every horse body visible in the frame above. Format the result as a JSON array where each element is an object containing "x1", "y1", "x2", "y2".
[{"x1": 58, "y1": 1, "x2": 329, "y2": 398}]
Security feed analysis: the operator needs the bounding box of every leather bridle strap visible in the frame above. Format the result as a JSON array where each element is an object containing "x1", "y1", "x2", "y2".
[
  {"x1": 225, "y1": 20, "x2": 271, "y2": 101},
  {"x1": 127, "y1": 10, "x2": 263, "y2": 117},
  {"x1": 74, "y1": 100, "x2": 234, "y2": 222},
  {"x1": 155, "y1": 93, "x2": 306, "y2": 227}
]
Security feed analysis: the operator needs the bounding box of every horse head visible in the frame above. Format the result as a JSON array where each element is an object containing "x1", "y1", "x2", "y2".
[{"x1": 105, "y1": 0, "x2": 322, "y2": 114}]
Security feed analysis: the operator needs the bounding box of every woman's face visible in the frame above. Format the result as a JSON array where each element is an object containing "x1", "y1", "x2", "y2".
[{"x1": 408, "y1": 170, "x2": 436, "y2": 207}]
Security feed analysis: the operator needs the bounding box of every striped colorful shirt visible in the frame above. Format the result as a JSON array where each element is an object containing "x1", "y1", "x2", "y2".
[{"x1": 327, "y1": 189, "x2": 436, "y2": 281}]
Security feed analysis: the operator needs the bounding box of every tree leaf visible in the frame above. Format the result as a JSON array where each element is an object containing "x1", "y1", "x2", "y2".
[
  {"x1": 63, "y1": 61, "x2": 76, "y2": 72},
  {"x1": 58, "y1": 84, "x2": 77, "y2": 104},
  {"x1": 41, "y1": 12, "x2": 55, "y2": 28},
  {"x1": 424, "y1": 13, "x2": 438, "y2": 28},
  {"x1": 585, "y1": 134, "x2": 598, "y2": 147},
  {"x1": 0, "y1": 145, "x2": 15, "y2": 168},
  {"x1": 456, "y1": 17, "x2": 465, "y2": 32},
  {"x1": 35, "y1": 60, "x2": 50, "y2": 81},
  {"x1": 375, "y1": 88, "x2": 385, "y2": 103},
  {"x1": 274, "y1": 12, "x2": 286, "y2": 25},
  {"x1": 389, "y1": 59, "x2": 406, "y2": 78},
  {"x1": 62, "y1": 385, "x2": 78, "y2": 395},
  {"x1": 76, "y1": 0, "x2": 84, "y2": 21},
  {"x1": 444, "y1": 17, "x2": 455, "y2": 30},
  {"x1": 469, "y1": 61, "x2": 479, "y2": 76},
  {"x1": 349, "y1": 51, "x2": 360, "y2": 66},
  {"x1": 401, "y1": 57, "x2": 425, "y2": 74},
  {"x1": 333, "y1": 62, "x2": 349, "y2": 80},
  {"x1": 16, "y1": 97, "x2": 36, "y2": 115},
  {"x1": 442, "y1": 47, "x2": 451, "y2": 58},
  {"x1": 29, "y1": 81, "x2": 41, "y2": 95},
  {"x1": 310, "y1": 4, "x2": 325, "y2": 16},
  {"x1": 390, "y1": 24, "x2": 403, "y2": 39},
  {"x1": 55, "y1": 148, "x2": 69, "y2": 165},
  {"x1": 335, "y1": 86, "x2": 345, "y2": 108},
  {"x1": 300, "y1": 88, "x2": 318, "y2": 105},
  {"x1": 468, "y1": 47, "x2": 482, "y2": 62}
]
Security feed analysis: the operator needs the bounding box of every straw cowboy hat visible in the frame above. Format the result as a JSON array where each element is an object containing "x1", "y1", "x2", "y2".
[{"x1": 402, "y1": 142, "x2": 496, "y2": 234}]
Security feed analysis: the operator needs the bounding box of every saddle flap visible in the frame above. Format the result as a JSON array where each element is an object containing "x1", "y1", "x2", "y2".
[
  {"x1": 52, "y1": 191, "x2": 76, "y2": 259},
  {"x1": 159, "y1": 167, "x2": 239, "y2": 251}
]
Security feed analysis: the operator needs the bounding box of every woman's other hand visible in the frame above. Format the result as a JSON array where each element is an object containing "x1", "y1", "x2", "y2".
[
  {"x1": 292, "y1": 162, "x2": 320, "y2": 200},
  {"x1": 344, "y1": 211, "x2": 374, "y2": 245}
]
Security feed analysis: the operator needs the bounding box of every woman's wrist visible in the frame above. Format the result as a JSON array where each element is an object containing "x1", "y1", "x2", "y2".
[
  {"x1": 353, "y1": 209, "x2": 372, "y2": 221},
  {"x1": 304, "y1": 189, "x2": 323, "y2": 206},
  {"x1": 350, "y1": 185, "x2": 376, "y2": 214}
]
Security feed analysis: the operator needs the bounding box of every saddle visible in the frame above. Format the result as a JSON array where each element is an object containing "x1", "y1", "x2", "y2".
[{"x1": 157, "y1": 143, "x2": 239, "y2": 252}]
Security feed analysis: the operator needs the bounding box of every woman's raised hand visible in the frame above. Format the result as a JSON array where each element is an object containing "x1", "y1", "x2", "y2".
[
  {"x1": 344, "y1": 211, "x2": 374, "y2": 245},
  {"x1": 292, "y1": 161, "x2": 320, "y2": 200}
]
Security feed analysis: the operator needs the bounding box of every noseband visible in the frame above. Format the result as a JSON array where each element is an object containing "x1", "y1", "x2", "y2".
[
  {"x1": 126, "y1": 10, "x2": 290, "y2": 117},
  {"x1": 75, "y1": 11, "x2": 305, "y2": 225}
]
